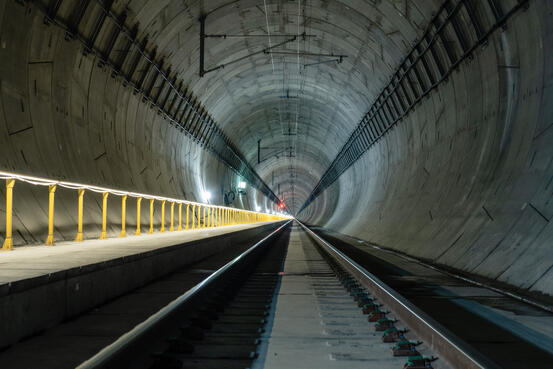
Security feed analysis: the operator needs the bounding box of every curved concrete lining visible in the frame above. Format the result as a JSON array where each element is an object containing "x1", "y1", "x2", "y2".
[{"x1": 0, "y1": 0, "x2": 552, "y2": 300}]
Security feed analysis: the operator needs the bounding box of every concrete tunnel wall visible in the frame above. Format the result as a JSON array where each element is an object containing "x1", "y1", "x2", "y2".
[
  {"x1": 0, "y1": 0, "x2": 552, "y2": 302},
  {"x1": 299, "y1": 2, "x2": 553, "y2": 298},
  {"x1": 0, "y1": 2, "x2": 269, "y2": 246}
]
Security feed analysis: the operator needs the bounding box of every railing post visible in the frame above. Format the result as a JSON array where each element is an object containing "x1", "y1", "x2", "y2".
[
  {"x1": 191, "y1": 204, "x2": 196, "y2": 229},
  {"x1": 203, "y1": 205, "x2": 206, "y2": 228},
  {"x1": 45, "y1": 184, "x2": 56, "y2": 245},
  {"x1": 178, "y1": 203, "x2": 183, "y2": 231},
  {"x1": 75, "y1": 189, "x2": 85, "y2": 242},
  {"x1": 170, "y1": 201, "x2": 175, "y2": 232},
  {"x1": 99, "y1": 192, "x2": 109, "y2": 240},
  {"x1": 149, "y1": 199, "x2": 154, "y2": 234},
  {"x1": 136, "y1": 197, "x2": 142, "y2": 235},
  {"x1": 2, "y1": 179, "x2": 15, "y2": 250},
  {"x1": 160, "y1": 200, "x2": 166, "y2": 233},
  {"x1": 185, "y1": 203, "x2": 190, "y2": 230},
  {"x1": 207, "y1": 206, "x2": 211, "y2": 228},
  {"x1": 120, "y1": 195, "x2": 127, "y2": 237}
]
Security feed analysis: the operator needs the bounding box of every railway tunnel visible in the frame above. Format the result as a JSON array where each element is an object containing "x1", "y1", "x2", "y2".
[{"x1": 1, "y1": 0, "x2": 553, "y2": 368}]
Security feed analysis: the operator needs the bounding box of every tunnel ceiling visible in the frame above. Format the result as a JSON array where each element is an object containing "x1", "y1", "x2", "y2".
[{"x1": 124, "y1": 0, "x2": 439, "y2": 213}]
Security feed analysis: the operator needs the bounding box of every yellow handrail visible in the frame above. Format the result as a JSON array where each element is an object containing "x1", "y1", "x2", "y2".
[{"x1": 0, "y1": 170, "x2": 289, "y2": 249}]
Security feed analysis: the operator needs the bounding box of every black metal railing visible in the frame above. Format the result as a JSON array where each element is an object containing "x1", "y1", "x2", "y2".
[{"x1": 299, "y1": 0, "x2": 529, "y2": 214}]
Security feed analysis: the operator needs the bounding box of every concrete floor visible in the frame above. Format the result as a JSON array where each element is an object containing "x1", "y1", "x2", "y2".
[
  {"x1": 254, "y1": 226, "x2": 421, "y2": 369},
  {"x1": 0, "y1": 222, "x2": 276, "y2": 285},
  {"x1": 0, "y1": 233, "x2": 264, "y2": 369},
  {"x1": 0, "y1": 221, "x2": 282, "y2": 349}
]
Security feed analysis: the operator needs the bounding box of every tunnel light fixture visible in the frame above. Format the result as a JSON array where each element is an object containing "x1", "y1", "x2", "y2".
[
  {"x1": 238, "y1": 181, "x2": 247, "y2": 189},
  {"x1": 201, "y1": 190, "x2": 212, "y2": 202},
  {"x1": 0, "y1": 170, "x2": 293, "y2": 223}
]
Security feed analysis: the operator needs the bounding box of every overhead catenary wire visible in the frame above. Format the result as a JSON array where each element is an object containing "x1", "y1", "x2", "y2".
[{"x1": 262, "y1": 0, "x2": 285, "y2": 146}]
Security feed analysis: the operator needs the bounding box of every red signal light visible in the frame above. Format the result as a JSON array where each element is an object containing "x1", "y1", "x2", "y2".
[{"x1": 279, "y1": 202, "x2": 285, "y2": 209}]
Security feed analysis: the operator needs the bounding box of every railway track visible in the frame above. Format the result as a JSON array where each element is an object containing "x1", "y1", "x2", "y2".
[
  {"x1": 75, "y1": 220, "x2": 456, "y2": 369},
  {"x1": 9, "y1": 219, "x2": 536, "y2": 368}
]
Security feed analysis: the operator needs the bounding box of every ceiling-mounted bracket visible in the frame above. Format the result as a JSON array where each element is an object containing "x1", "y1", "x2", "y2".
[
  {"x1": 199, "y1": 14, "x2": 314, "y2": 77},
  {"x1": 258, "y1": 139, "x2": 295, "y2": 164}
]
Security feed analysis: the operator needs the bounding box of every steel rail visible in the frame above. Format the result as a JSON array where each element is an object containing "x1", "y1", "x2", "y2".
[
  {"x1": 296, "y1": 220, "x2": 500, "y2": 369},
  {"x1": 76, "y1": 220, "x2": 291, "y2": 369}
]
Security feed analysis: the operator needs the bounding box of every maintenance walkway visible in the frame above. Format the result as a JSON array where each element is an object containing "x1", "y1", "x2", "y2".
[{"x1": 0, "y1": 221, "x2": 283, "y2": 349}]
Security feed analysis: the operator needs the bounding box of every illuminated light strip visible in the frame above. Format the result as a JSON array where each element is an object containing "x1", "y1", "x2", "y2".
[{"x1": 0, "y1": 170, "x2": 291, "y2": 216}]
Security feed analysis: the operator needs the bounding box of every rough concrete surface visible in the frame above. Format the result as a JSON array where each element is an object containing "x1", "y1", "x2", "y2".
[{"x1": 0, "y1": 0, "x2": 551, "y2": 304}]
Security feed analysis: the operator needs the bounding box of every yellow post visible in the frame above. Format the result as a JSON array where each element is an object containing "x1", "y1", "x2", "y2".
[
  {"x1": 120, "y1": 195, "x2": 127, "y2": 237},
  {"x1": 185, "y1": 203, "x2": 190, "y2": 230},
  {"x1": 160, "y1": 200, "x2": 166, "y2": 232},
  {"x1": 45, "y1": 185, "x2": 56, "y2": 245},
  {"x1": 170, "y1": 202, "x2": 175, "y2": 232},
  {"x1": 203, "y1": 206, "x2": 206, "y2": 228},
  {"x1": 178, "y1": 203, "x2": 183, "y2": 231},
  {"x1": 149, "y1": 199, "x2": 154, "y2": 234},
  {"x1": 99, "y1": 192, "x2": 109, "y2": 240},
  {"x1": 191, "y1": 204, "x2": 195, "y2": 229},
  {"x1": 2, "y1": 179, "x2": 15, "y2": 250},
  {"x1": 75, "y1": 189, "x2": 85, "y2": 242},
  {"x1": 207, "y1": 206, "x2": 211, "y2": 228},
  {"x1": 136, "y1": 197, "x2": 142, "y2": 235}
]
